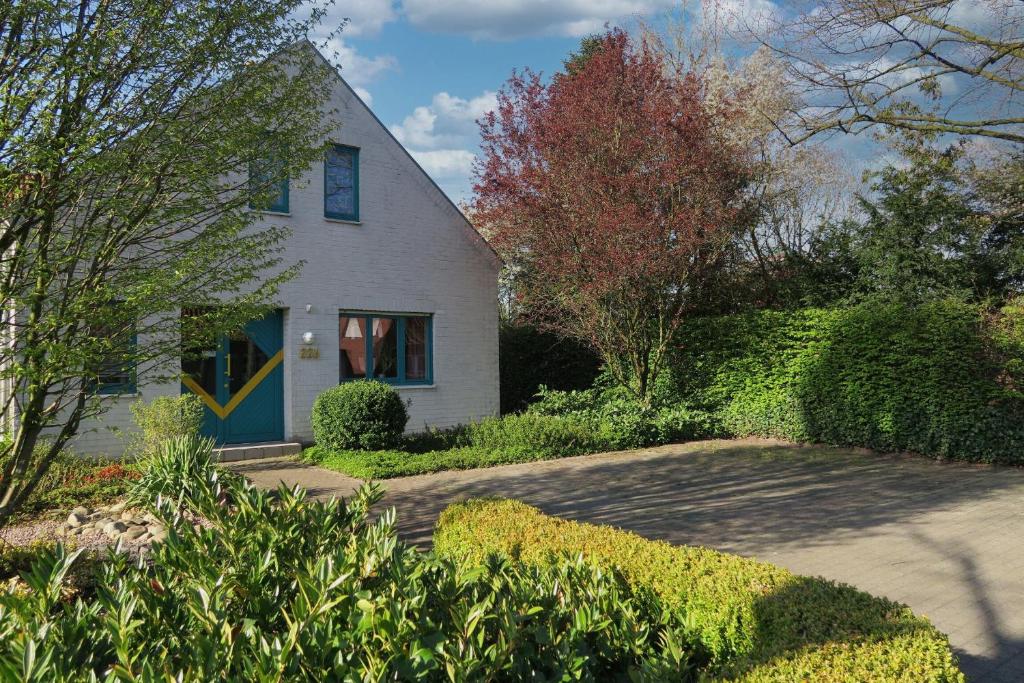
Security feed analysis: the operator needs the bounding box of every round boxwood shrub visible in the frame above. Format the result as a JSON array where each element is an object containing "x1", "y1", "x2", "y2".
[{"x1": 311, "y1": 381, "x2": 409, "y2": 451}]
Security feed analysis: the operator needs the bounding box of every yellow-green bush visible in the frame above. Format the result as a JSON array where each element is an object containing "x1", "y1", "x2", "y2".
[{"x1": 434, "y1": 500, "x2": 964, "y2": 682}]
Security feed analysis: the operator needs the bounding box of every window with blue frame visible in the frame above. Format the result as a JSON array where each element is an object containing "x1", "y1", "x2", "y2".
[
  {"x1": 339, "y1": 313, "x2": 431, "y2": 385},
  {"x1": 249, "y1": 136, "x2": 289, "y2": 213},
  {"x1": 92, "y1": 322, "x2": 137, "y2": 395},
  {"x1": 324, "y1": 144, "x2": 359, "y2": 221}
]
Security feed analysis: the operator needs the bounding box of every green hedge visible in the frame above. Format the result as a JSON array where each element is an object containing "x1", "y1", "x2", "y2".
[
  {"x1": 303, "y1": 413, "x2": 605, "y2": 479},
  {"x1": 499, "y1": 323, "x2": 601, "y2": 414},
  {"x1": 665, "y1": 299, "x2": 1024, "y2": 464},
  {"x1": 434, "y1": 499, "x2": 964, "y2": 681}
]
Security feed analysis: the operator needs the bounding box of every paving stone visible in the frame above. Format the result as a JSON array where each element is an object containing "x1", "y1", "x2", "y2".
[{"x1": 229, "y1": 438, "x2": 1024, "y2": 680}]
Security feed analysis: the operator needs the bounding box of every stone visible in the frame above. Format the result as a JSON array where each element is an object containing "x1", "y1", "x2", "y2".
[
  {"x1": 120, "y1": 510, "x2": 137, "y2": 521},
  {"x1": 147, "y1": 523, "x2": 165, "y2": 536},
  {"x1": 102, "y1": 521, "x2": 127, "y2": 538},
  {"x1": 71, "y1": 506, "x2": 90, "y2": 517},
  {"x1": 108, "y1": 502, "x2": 127, "y2": 514},
  {"x1": 121, "y1": 526, "x2": 148, "y2": 541},
  {"x1": 135, "y1": 532, "x2": 152, "y2": 544},
  {"x1": 150, "y1": 530, "x2": 168, "y2": 544},
  {"x1": 66, "y1": 512, "x2": 87, "y2": 528}
]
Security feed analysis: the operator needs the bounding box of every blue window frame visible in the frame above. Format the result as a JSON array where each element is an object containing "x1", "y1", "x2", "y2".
[
  {"x1": 339, "y1": 312, "x2": 432, "y2": 385},
  {"x1": 324, "y1": 144, "x2": 359, "y2": 221},
  {"x1": 93, "y1": 326, "x2": 137, "y2": 395},
  {"x1": 249, "y1": 136, "x2": 289, "y2": 213}
]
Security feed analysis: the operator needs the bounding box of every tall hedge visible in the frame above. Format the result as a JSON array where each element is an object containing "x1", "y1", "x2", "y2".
[
  {"x1": 499, "y1": 323, "x2": 601, "y2": 414},
  {"x1": 667, "y1": 299, "x2": 1024, "y2": 464}
]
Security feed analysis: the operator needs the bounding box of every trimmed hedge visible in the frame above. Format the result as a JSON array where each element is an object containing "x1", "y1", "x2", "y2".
[
  {"x1": 311, "y1": 381, "x2": 409, "y2": 451},
  {"x1": 499, "y1": 323, "x2": 601, "y2": 414},
  {"x1": 434, "y1": 499, "x2": 964, "y2": 681},
  {"x1": 665, "y1": 299, "x2": 1024, "y2": 464}
]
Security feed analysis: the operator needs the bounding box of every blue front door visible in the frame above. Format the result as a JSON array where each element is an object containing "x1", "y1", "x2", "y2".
[{"x1": 181, "y1": 311, "x2": 284, "y2": 444}]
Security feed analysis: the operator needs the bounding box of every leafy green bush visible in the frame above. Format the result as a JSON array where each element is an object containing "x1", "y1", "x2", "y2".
[
  {"x1": 499, "y1": 323, "x2": 602, "y2": 414},
  {"x1": 530, "y1": 384, "x2": 721, "y2": 450},
  {"x1": 311, "y1": 381, "x2": 409, "y2": 451},
  {"x1": 0, "y1": 466, "x2": 699, "y2": 679},
  {"x1": 304, "y1": 413, "x2": 601, "y2": 479},
  {"x1": 462, "y1": 413, "x2": 599, "y2": 458},
  {"x1": 128, "y1": 434, "x2": 219, "y2": 508},
  {"x1": 125, "y1": 394, "x2": 204, "y2": 460},
  {"x1": 435, "y1": 499, "x2": 964, "y2": 682},
  {"x1": 667, "y1": 299, "x2": 1024, "y2": 464}
]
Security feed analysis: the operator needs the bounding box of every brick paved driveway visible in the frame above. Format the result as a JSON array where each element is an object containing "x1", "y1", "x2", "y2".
[{"x1": 233, "y1": 438, "x2": 1024, "y2": 681}]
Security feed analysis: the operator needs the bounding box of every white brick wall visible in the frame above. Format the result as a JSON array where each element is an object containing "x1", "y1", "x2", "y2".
[{"x1": 62, "y1": 54, "x2": 500, "y2": 455}]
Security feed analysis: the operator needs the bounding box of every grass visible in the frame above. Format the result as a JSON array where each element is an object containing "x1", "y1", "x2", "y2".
[{"x1": 302, "y1": 444, "x2": 576, "y2": 479}]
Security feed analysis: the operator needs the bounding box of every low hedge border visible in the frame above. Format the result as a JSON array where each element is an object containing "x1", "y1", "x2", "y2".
[{"x1": 434, "y1": 500, "x2": 964, "y2": 682}]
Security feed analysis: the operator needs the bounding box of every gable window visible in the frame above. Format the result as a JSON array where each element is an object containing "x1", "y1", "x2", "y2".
[
  {"x1": 249, "y1": 136, "x2": 289, "y2": 213},
  {"x1": 339, "y1": 312, "x2": 431, "y2": 385},
  {"x1": 325, "y1": 144, "x2": 359, "y2": 221},
  {"x1": 91, "y1": 320, "x2": 137, "y2": 395}
]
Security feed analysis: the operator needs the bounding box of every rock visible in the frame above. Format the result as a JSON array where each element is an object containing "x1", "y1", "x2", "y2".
[
  {"x1": 120, "y1": 510, "x2": 137, "y2": 521},
  {"x1": 147, "y1": 523, "x2": 165, "y2": 536},
  {"x1": 103, "y1": 521, "x2": 127, "y2": 538},
  {"x1": 66, "y1": 511, "x2": 87, "y2": 528},
  {"x1": 121, "y1": 526, "x2": 148, "y2": 541},
  {"x1": 150, "y1": 530, "x2": 168, "y2": 544},
  {"x1": 135, "y1": 532, "x2": 152, "y2": 544},
  {"x1": 71, "y1": 506, "x2": 90, "y2": 517},
  {"x1": 108, "y1": 502, "x2": 127, "y2": 514}
]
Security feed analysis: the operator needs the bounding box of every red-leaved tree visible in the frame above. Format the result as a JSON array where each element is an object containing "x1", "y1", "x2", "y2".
[{"x1": 473, "y1": 30, "x2": 750, "y2": 400}]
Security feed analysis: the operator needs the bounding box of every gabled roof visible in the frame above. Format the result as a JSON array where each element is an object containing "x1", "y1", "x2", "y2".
[{"x1": 297, "y1": 39, "x2": 501, "y2": 269}]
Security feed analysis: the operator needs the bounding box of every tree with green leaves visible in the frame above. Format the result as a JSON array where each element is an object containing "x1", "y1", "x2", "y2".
[
  {"x1": 0, "y1": 0, "x2": 340, "y2": 524},
  {"x1": 814, "y1": 141, "x2": 1024, "y2": 305}
]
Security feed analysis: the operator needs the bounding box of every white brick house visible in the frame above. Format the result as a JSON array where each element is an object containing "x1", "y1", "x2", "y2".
[{"x1": 66, "y1": 44, "x2": 500, "y2": 456}]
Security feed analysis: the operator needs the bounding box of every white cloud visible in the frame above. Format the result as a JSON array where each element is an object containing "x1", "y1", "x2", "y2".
[
  {"x1": 401, "y1": 0, "x2": 676, "y2": 40},
  {"x1": 353, "y1": 86, "x2": 374, "y2": 106},
  {"x1": 307, "y1": 0, "x2": 396, "y2": 37},
  {"x1": 319, "y1": 36, "x2": 398, "y2": 87},
  {"x1": 390, "y1": 91, "x2": 497, "y2": 149},
  {"x1": 710, "y1": 0, "x2": 780, "y2": 32},
  {"x1": 410, "y1": 149, "x2": 477, "y2": 177},
  {"x1": 390, "y1": 90, "x2": 497, "y2": 203}
]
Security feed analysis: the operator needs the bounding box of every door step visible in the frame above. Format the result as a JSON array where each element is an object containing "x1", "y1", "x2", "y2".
[{"x1": 215, "y1": 441, "x2": 302, "y2": 463}]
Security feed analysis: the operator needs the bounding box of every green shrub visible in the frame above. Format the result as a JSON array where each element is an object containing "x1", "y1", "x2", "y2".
[
  {"x1": 304, "y1": 413, "x2": 601, "y2": 479},
  {"x1": 434, "y1": 499, "x2": 964, "y2": 682},
  {"x1": 0, "y1": 470, "x2": 699, "y2": 679},
  {"x1": 667, "y1": 300, "x2": 1024, "y2": 464},
  {"x1": 126, "y1": 394, "x2": 204, "y2": 460},
  {"x1": 128, "y1": 434, "x2": 219, "y2": 508},
  {"x1": 311, "y1": 381, "x2": 409, "y2": 451},
  {"x1": 462, "y1": 413, "x2": 599, "y2": 458},
  {"x1": 531, "y1": 384, "x2": 721, "y2": 450},
  {"x1": 499, "y1": 323, "x2": 602, "y2": 414}
]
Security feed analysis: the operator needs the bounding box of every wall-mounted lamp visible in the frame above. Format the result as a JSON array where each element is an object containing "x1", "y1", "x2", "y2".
[{"x1": 302, "y1": 331, "x2": 315, "y2": 345}]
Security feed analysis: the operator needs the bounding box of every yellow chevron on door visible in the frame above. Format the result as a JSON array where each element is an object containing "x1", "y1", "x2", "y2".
[{"x1": 181, "y1": 350, "x2": 283, "y2": 420}]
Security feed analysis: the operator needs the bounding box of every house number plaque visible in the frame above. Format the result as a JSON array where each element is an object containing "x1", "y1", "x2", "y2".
[{"x1": 300, "y1": 347, "x2": 320, "y2": 360}]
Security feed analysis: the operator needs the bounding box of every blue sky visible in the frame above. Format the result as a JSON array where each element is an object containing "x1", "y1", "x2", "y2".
[
  {"x1": 310, "y1": 0, "x2": 1016, "y2": 205},
  {"x1": 312, "y1": 0, "x2": 697, "y2": 204}
]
